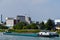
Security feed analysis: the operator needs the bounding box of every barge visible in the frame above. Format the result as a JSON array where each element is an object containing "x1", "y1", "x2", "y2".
[
  {"x1": 3, "y1": 31, "x2": 59, "y2": 37},
  {"x1": 3, "y1": 32, "x2": 38, "y2": 37}
]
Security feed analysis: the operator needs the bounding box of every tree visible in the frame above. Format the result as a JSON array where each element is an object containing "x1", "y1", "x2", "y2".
[
  {"x1": 45, "y1": 19, "x2": 55, "y2": 30},
  {"x1": 30, "y1": 23, "x2": 38, "y2": 29},
  {"x1": 23, "y1": 23, "x2": 38, "y2": 29},
  {"x1": 0, "y1": 24, "x2": 8, "y2": 29},
  {"x1": 23, "y1": 25, "x2": 31, "y2": 29},
  {"x1": 13, "y1": 22, "x2": 38, "y2": 29},
  {"x1": 13, "y1": 22, "x2": 27, "y2": 29},
  {"x1": 39, "y1": 21, "x2": 45, "y2": 30}
]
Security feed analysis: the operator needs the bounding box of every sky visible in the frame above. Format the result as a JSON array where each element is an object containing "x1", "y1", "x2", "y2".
[{"x1": 0, "y1": 0, "x2": 60, "y2": 22}]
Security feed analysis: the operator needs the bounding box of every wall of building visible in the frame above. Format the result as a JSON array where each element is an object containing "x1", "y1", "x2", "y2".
[
  {"x1": 16, "y1": 15, "x2": 26, "y2": 22},
  {"x1": 6, "y1": 19, "x2": 14, "y2": 27},
  {"x1": 25, "y1": 17, "x2": 31, "y2": 24},
  {"x1": 5, "y1": 15, "x2": 32, "y2": 29},
  {"x1": 16, "y1": 15, "x2": 31, "y2": 24},
  {"x1": 6, "y1": 18, "x2": 15, "y2": 27}
]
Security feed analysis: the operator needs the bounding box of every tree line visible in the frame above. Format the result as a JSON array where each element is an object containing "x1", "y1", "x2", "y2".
[{"x1": 13, "y1": 19, "x2": 55, "y2": 30}]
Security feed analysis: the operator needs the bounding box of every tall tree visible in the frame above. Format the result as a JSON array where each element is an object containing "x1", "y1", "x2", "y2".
[{"x1": 45, "y1": 19, "x2": 55, "y2": 30}]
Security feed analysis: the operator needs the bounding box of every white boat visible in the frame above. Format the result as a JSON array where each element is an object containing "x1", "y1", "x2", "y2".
[{"x1": 38, "y1": 31, "x2": 59, "y2": 37}]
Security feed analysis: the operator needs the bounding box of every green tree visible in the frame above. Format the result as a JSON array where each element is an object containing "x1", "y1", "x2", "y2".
[
  {"x1": 23, "y1": 25, "x2": 31, "y2": 29},
  {"x1": 30, "y1": 23, "x2": 38, "y2": 29},
  {"x1": 13, "y1": 22, "x2": 27, "y2": 29},
  {"x1": 13, "y1": 22, "x2": 38, "y2": 29},
  {"x1": 39, "y1": 21, "x2": 45, "y2": 30},
  {"x1": 45, "y1": 19, "x2": 55, "y2": 30},
  {"x1": 23, "y1": 23, "x2": 38, "y2": 29},
  {"x1": 0, "y1": 24, "x2": 8, "y2": 29}
]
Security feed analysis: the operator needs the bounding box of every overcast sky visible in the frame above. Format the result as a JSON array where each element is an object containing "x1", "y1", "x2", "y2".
[{"x1": 0, "y1": 0, "x2": 60, "y2": 21}]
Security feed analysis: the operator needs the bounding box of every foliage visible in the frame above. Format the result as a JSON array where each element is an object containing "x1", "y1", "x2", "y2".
[
  {"x1": 13, "y1": 22, "x2": 38, "y2": 29},
  {"x1": 45, "y1": 19, "x2": 55, "y2": 30},
  {"x1": 13, "y1": 19, "x2": 55, "y2": 30},
  {"x1": 0, "y1": 24, "x2": 8, "y2": 29},
  {"x1": 39, "y1": 21, "x2": 45, "y2": 30},
  {"x1": 23, "y1": 25, "x2": 31, "y2": 29},
  {"x1": 23, "y1": 23, "x2": 38, "y2": 29},
  {"x1": 30, "y1": 23, "x2": 38, "y2": 29},
  {"x1": 13, "y1": 22, "x2": 27, "y2": 29}
]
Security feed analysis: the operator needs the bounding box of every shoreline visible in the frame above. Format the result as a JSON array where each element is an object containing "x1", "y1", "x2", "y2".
[
  {"x1": 0, "y1": 29, "x2": 40, "y2": 33},
  {"x1": 0, "y1": 29, "x2": 60, "y2": 34}
]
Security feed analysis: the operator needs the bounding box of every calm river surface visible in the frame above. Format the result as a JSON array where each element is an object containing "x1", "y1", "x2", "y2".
[{"x1": 0, "y1": 32, "x2": 60, "y2": 40}]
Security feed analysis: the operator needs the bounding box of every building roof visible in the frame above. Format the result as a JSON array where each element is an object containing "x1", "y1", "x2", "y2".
[
  {"x1": 17, "y1": 15, "x2": 25, "y2": 17},
  {"x1": 6, "y1": 17, "x2": 14, "y2": 20}
]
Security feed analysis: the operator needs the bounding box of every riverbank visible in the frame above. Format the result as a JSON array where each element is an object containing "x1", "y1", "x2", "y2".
[
  {"x1": 8, "y1": 29, "x2": 40, "y2": 33},
  {"x1": 0, "y1": 29, "x2": 40, "y2": 33},
  {"x1": 8, "y1": 29, "x2": 60, "y2": 34},
  {"x1": 0, "y1": 29, "x2": 60, "y2": 34}
]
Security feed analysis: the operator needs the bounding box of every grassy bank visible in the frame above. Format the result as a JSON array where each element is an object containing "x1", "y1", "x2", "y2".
[
  {"x1": 8, "y1": 29, "x2": 60, "y2": 34},
  {"x1": 0, "y1": 29, "x2": 60, "y2": 34},
  {"x1": 56, "y1": 30, "x2": 60, "y2": 34},
  {"x1": 0, "y1": 29, "x2": 6, "y2": 32},
  {"x1": 8, "y1": 29, "x2": 40, "y2": 33}
]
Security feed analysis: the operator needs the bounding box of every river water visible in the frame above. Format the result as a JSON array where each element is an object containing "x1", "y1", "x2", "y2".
[{"x1": 0, "y1": 32, "x2": 60, "y2": 40}]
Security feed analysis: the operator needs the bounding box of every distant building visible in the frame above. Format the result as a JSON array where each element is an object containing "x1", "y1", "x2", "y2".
[
  {"x1": 16, "y1": 15, "x2": 31, "y2": 24},
  {"x1": 25, "y1": 16, "x2": 32, "y2": 24},
  {"x1": 54, "y1": 19, "x2": 60, "y2": 25},
  {"x1": 16, "y1": 15, "x2": 26, "y2": 22},
  {"x1": 5, "y1": 15, "x2": 32, "y2": 29},
  {"x1": 6, "y1": 17, "x2": 18, "y2": 29},
  {"x1": 55, "y1": 26, "x2": 60, "y2": 30}
]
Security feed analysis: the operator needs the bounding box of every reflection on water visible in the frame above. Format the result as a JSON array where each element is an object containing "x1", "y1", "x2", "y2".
[
  {"x1": 34, "y1": 37, "x2": 60, "y2": 40},
  {"x1": 0, "y1": 32, "x2": 60, "y2": 40}
]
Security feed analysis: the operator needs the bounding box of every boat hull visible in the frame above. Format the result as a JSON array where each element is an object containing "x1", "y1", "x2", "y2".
[
  {"x1": 3, "y1": 32, "x2": 38, "y2": 37},
  {"x1": 3, "y1": 32, "x2": 59, "y2": 37}
]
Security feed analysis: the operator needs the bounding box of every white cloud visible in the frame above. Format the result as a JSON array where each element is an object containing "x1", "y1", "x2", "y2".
[{"x1": 32, "y1": 0, "x2": 48, "y2": 4}]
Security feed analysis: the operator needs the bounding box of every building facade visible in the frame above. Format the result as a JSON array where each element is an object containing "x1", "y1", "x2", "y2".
[
  {"x1": 6, "y1": 17, "x2": 18, "y2": 29},
  {"x1": 54, "y1": 19, "x2": 60, "y2": 25},
  {"x1": 6, "y1": 15, "x2": 32, "y2": 29},
  {"x1": 16, "y1": 15, "x2": 31, "y2": 24}
]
